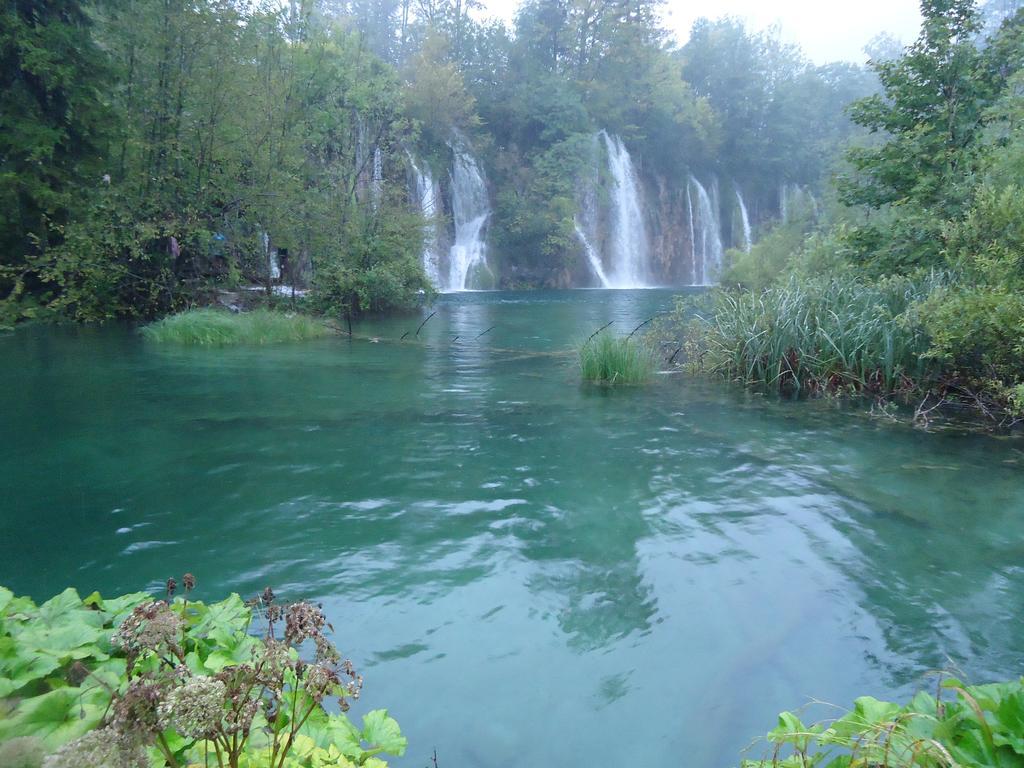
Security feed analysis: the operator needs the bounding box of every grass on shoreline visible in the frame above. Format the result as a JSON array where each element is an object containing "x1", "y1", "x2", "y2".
[
  {"x1": 142, "y1": 308, "x2": 332, "y2": 346},
  {"x1": 663, "y1": 275, "x2": 940, "y2": 396},
  {"x1": 579, "y1": 333, "x2": 656, "y2": 385}
]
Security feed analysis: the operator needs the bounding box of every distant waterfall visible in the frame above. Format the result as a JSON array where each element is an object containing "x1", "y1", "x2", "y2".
[
  {"x1": 408, "y1": 154, "x2": 443, "y2": 289},
  {"x1": 448, "y1": 136, "x2": 493, "y2": 291},
  {"x1": 574, "y1": 131, "x2": 651, "y2": 288},
  {"x1": 735, "y1": 189, "x2": 752, "y2": 253},
  {"x1": 687, "y1": 176, "x2": 723, "y2": 286},
  {"x1": 371, "y1": 147, "x2": 383, "y2": 209},
  {"x1": 780, "y1": 183, "x2": 819, "y2": 223}
]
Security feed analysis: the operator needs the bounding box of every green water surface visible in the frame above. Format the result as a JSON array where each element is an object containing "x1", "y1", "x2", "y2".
[{"x1": 2, "y1": 290, "x2": 1023, "y2": 767}]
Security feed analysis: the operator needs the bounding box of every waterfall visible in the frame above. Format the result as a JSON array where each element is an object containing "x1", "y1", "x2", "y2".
[
  {"x1": 688, "y1": 176, "x2": 723, "y2": 285},
  {"x1": 574, "y1": 218, "x2": 610, "y2": 287},
  {"x1": 371, "y1": 147, "x2": 383, "y2": 209},
  {"x1": 601, "y1": 132, "x2": 650, "y2": 287},
  {"x1": 259, "y1": 230, "x2": 280, "y2": 280},
  {"x1": 735, "y1": 188, "x2": 752, "y2": 253},
  {"x1": 574, "y1": 131, "x2": 651, "y2": 288},
  {"x1": 408, "y1": 154, "x2": 443, "y2": 289},
  {"x1": 447, "y1": 135, "x2": 493, "y2": 291},
  {"x1": 780, "y1": 183, "x2": 820, "y2": 224},
  {"x1": 686, "y1": 185, "x2": 697, "y2": 285}
]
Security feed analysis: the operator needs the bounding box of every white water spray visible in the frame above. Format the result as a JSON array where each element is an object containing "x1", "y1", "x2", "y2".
[{"x1": 447, "y1": 136, "x2": 493, "y2": 291}]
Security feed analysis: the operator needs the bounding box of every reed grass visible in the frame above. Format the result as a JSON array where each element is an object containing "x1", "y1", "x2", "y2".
[
  {"x1": 680, "y1": 274, "x2": 947, "y2": 395},
  {"x1": 579, "y1": 333, "x2": 656, "y2": 385},
  {"x1": 142, "y1": 308, "x2": 332, "y2": 345}
]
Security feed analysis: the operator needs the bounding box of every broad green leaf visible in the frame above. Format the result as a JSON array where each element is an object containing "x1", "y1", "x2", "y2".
[
  {"x1": 361, "y1": 709, "x2": 407, "y2": 756},
  {"x1": 0, "y1": 685, "x2": 110, "y2": 748}
]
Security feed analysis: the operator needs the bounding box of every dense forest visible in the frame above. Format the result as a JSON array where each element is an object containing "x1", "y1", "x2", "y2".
[
  {"x1": 4, "y1": 0, "x2": 1024, "y2": 409},
  {"x1": 2, "y1": 0, "x2": 902, "y2": 323}
]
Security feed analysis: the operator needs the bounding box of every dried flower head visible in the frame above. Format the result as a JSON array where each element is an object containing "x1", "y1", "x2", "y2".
[
  {"x1": 159, "y1": 677, "x2": 226, "y2": 740},
  {"x1": 284, "y1": 602, "x2": 325, "y2": 646},
  {"x1": 303, "y1": 664, "x2": 340, "y2": 702},
  {"x1": 262, "y1": 586, "x2": 275, "y2": 606},
  {"x1": 182, "y1": 573, "x2": 196, "y2": 592},
  {"x1": 112, "y1": 678, "x2": 165, "y2": 741},
  {"x1": 166, "y1": 577, "x2": 177, "y2": 598},
  {"x1": 112, "y1": 601, "x2": 183, "y2": 672},
  {"x1": 42, "y1": 727, "x2": 146, "y2": 768}
]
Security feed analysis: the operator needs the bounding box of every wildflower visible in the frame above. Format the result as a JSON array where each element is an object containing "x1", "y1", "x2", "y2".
[
  {"x1": 159, "y1": 677, "x2": 226, "y2": 740},
  {"x1": 42, "y1": 727, "x2": 146, "y2": 768}
]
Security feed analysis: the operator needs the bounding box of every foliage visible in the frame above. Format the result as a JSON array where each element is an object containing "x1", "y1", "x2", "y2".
[
  {"x1": 308, "y1": 206, "x2": 432, "y2": 318},
  {"x1": 142, "y1": 309, "x2": 333, "y2": 346},
  {"x1": 0, "y1": 0, "x2": 112, "y2": 320},
  {"x1": 664, "y1": 275, "x2": 940, "y2": 396},
  {"x1": 0, "y1": 581, "x2": 406, "y2": 768},
  {"x1": 579, "y1": 332, "x2": 656, "y2": 385},
  {"x1": 745, "y1": 676, "x2": 1024, "y2": 768}
]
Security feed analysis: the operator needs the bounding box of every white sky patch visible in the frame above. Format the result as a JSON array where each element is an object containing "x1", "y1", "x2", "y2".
[{"x1": 472, "y1": 0, "x2": 924, "y2": 64}]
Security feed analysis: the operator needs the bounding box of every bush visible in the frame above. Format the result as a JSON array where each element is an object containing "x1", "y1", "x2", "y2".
[
  {"x1": 142, "y1": 309, "x2": 332, "y2": 346},
  {"x1": 579, "y1": 333, "x2": 656, "y2": 385},
  {"x1": 0, "y1": 581, "x2": 406, "y2": 768}
]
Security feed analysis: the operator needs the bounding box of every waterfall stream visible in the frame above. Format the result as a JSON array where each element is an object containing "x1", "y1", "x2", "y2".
[
  {"x1": 574, "y1": 131, "x2": 651, "y2": 288},
  {"x1": 735, "y1": 188, "x2": 752, "y2": 253},
  {"x1": 408, "y1": 154, "x2": 443, "y2": 289},
  {"x1": 448, "y1": 136, "x2": 493, "y2": 291},
  {"x1": 688, "y1": 176, "x2": 724, "y2": 286}
]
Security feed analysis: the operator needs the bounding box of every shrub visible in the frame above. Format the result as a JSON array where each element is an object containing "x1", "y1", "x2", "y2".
[
  {"x1": 579, "y1": 333, "x2": 656, "y2": 385},
  {"x1": 142, "y1": 309, "x2": 332, "y2": 346}
]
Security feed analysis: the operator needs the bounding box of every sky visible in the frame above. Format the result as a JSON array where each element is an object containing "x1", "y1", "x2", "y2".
[{"x1": 474, "y1": 0, "x2": 924, "y2": 64}]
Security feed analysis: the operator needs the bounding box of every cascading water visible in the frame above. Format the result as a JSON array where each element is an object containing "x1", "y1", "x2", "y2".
[
  {"x1": 371, "y1": 147, "x2": 383, "y2": 209},
  {"x1": 447, "y1": 135, "x2": 493, "y2": 291},
  {"x1": 735, "y1": 188, "x2": 752, "y2": 253},
  {"x1": 408, "y1": 154, "x2": 443, "y2": 289},
  {"x1": 601, "y1": 132, "x2": 650, "y2": 287},
  {"x1": 574, "y1": 219, "x2": 610, "y2": 287},
  {"x1": 688, "y1": 176, "x2": 724, "y2": 286},
  {"x1": 573, "y1": 131, "x2": 651, "y2": 288}
]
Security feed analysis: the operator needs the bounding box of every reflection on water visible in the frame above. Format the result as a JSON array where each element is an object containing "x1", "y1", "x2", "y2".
[{"x1": 2, "y1": 290, "x2": 1024, "y2": 767}]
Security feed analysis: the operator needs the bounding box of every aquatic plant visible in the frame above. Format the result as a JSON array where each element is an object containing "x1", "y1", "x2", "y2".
[
  {"x1": 0, "y1": 577, "x2": 406, "y2": 768},
  {"x1": 579, "y1": 332, "x2": 656, "y2": 385},
  {"x1": 141, "y1": 309, "x2": 332, "y2": 346},
  {"x1": 746, "y1": 675, "x2": 1024, "y2": 768},
  {"x1": 661, "y1": 274, "x2": 942, "y2": 396}
]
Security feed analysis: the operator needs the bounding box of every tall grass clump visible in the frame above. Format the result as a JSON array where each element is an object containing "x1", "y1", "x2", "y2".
[
  {"x1": 674, "y1": 273, "x2": 948, "y2": 395},
  {"x1": 579, "y1": 333, "x2": 656, "y2": 385},
  {"x1": 142, "y1": 308, "x2": 332, "y2": 345}
]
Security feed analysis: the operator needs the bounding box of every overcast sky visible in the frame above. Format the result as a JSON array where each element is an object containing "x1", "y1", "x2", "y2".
[{"x1": 473, "y1": 0, "x2": 924, "y2": 64}]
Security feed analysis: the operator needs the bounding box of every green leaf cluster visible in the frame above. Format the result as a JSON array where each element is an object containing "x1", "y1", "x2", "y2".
[{"x1": 746, "y1": 677, "x2": 1024, "y2": 768}]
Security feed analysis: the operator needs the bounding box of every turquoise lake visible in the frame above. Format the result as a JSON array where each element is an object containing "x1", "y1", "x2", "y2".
[{"x1": 2, "y1": 289, "x2": 1023, "y2": 766}]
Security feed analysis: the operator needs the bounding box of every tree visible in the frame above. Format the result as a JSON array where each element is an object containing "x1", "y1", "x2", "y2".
[{"x1": 0, "y1": 0, "x2": 112, "y2": 319}]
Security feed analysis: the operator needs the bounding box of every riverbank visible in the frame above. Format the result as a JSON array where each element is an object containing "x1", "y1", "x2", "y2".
[{"x1": 653, "y1": 276, "x2": 1024, "y2": 430}]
